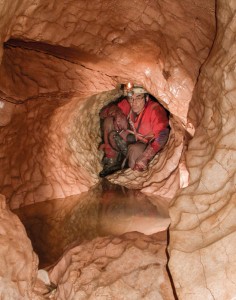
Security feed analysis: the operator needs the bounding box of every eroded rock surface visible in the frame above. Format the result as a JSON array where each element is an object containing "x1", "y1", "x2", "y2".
[
  {"x1": 48, "y1": 231, "x2": 174, "y2": 300},
  {"x1": 0, "y1": 194, "x2": 39, "y2": 299},
  {"x1": 1, "y1": 0, "x2": 235, "y2": 299},
  {"x1": 0, "y1": 0, "x2": 215, "y2": 206},
  {"x1": 168, "y1": 0, "x2": 236, "y2": 299}
]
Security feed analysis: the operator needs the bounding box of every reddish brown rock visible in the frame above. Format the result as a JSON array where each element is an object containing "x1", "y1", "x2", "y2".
[
  {"x1": 48, "y1": 232, "x2": 174, "y2": 300},
  {"x1": 0, "y1": 0, "x2": 215, "y2": 206},
  {"x1": 0, "y1": 0, "x2": 234, "y2": 299},
  {"x1": 0, "y1": 194, "x2": 39, "y2": 299},
  {"x1": 168, "y1": 0, "x2": 236, "y2": 299}
]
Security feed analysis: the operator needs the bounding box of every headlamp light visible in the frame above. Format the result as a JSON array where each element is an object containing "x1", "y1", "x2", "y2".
[{"x1": 123, "y1": 82, "x2": 147, "y2": 96}]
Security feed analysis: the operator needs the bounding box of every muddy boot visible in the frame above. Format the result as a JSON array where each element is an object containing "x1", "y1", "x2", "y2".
[
  {"x1": 99, "y1": 156, "x2": 122, "y2": 178},
  {"x1": 113, "y1": 132, "x2": 128, "y2": 156}
]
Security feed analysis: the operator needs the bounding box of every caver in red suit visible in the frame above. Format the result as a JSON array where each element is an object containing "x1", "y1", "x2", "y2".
[{"x1": 99, "y1": 90, "x2": 169, "y2": 177}]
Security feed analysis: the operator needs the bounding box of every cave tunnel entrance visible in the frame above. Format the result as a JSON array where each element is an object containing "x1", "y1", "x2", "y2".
[
  {"x1": 0, "y1": 38, "x2": 188, "y2": 286},
  {"x1": 1, "y1": 38, "x2": 189, "y2": 208},
  {"x1": 0, "y1": 39, "x2": 181, "y2": 298},
  {"x1": 0, "y1": 38, "x2": 194, "y2": 299}
]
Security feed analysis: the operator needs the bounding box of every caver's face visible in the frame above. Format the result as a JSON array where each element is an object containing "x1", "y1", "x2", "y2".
[{"x1": 128, "y1": 93, "x2": 145, "y2": 114}]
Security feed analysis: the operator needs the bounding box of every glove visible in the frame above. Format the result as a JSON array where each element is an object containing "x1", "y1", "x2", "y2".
[
  {"x1": 126, "y1": 133, "x2": 136, "y2": 144},
  {"x1": 133, "y1": 145, "x2": 156, "y2": 172},
  {"x1": 133, "y1": 158, "x2": 148, "y2": 171}
]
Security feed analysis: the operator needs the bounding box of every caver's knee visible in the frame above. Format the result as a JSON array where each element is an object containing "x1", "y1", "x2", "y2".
[{"x1": 127, "y1": 143, "x2": 146, "y2": 169}]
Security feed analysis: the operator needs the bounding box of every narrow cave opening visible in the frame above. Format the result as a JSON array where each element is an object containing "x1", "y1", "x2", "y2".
[{"x1": 1, "y1": 38, "x2": 189, "y2": 207}]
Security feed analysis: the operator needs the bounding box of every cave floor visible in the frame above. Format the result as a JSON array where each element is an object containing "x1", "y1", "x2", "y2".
[{"x1": 13, "y1": 181, "x2": 170, "y2": 268}]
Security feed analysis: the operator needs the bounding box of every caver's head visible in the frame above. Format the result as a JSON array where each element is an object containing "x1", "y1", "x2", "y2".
[{"x1": 125, "y1": 83, "x2": 149, "y2": 114}]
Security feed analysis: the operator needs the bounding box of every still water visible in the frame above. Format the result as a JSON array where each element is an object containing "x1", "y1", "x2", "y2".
[{"x1": 13, "y1": 181, "x2": 170, "y2": 268}]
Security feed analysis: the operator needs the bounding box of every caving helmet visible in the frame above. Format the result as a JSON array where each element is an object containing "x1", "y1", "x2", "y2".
[
  {"x1": 123, "y1": 82, "x2": 147, "y2": 96},
  {"x1": 123, "y1": 82, "x2": 149, "y2": 103}
]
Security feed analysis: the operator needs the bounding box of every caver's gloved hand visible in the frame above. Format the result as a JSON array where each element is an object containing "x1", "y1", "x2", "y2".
[
  {"x1": 100, "y1": 105, "x2": 128, "y2": 131},
  {"x1": 133, "y1": 145, "x2": 156, "y2": 171},
  {"x1": 126, "y1": 133, "x2": 136, "y2": 144}
]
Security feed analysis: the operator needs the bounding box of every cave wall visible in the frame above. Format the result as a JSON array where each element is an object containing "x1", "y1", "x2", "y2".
[
  {"x1": 9, "y1": 0, "x2": 215, "y2": 122},
  {"x1": 168, "y1": 0, "x2": 236, "y2": 299},
  {"x1": 47, "y1": 231, "x2": 174, "y2": 299},
  {"x1": 0, "y1": 0, "x2": 215, "y2": 206},
  {"x1": 4, "y1": 0, "x2": 236, "y2": 299},
  {"x1": 0, "y1": 195, "x2": 38, "y2": 299}
]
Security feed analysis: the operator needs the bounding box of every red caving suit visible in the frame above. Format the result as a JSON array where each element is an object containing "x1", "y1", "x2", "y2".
[{"x1": 100, "y1": 97, "x2": 169, "y2": 159}]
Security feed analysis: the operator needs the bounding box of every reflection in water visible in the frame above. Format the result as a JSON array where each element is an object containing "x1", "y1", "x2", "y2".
[{"x1": 13, "y1": 181, "x2": 170, "y2": 268}]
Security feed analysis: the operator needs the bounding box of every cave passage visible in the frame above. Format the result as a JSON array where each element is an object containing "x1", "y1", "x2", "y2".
[
  {"x1": 13, "y1": 181, "x2": 170, "y2": 268},
  {"x1": 3, "y1": 0, "x2": 235, "y2": 298},
  {"x1": 0, "y1": 36, "x2": 187, "y2": 206}
]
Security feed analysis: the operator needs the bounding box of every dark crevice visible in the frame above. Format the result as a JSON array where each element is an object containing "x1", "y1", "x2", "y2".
[
  {"x1": 0, "y1": 89, "x2": 74, "y2": 105},
  {"x1": 166, "y1": 226, "x2": 179, "y2": 300},
  {"x1": 4, "y1": 38, "x2": 117, "y2": 79}
]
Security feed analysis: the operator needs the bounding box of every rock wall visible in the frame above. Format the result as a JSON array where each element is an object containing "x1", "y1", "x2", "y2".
[
  {"x1": 0, "y1": 0, "x2": 215, "y2": 206},
  {"x1": 48, "y1": 232, "x2": 174, "y2": 300},
  {"x1": 0, "y1": 195, "x2": 39, "y2": 299},
  {"x1": 2, "y1": 0, "x2": 236, "y2": 299},
  {"x1": 168, "y1": 0, "x2": 236, "y2": 299}
]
